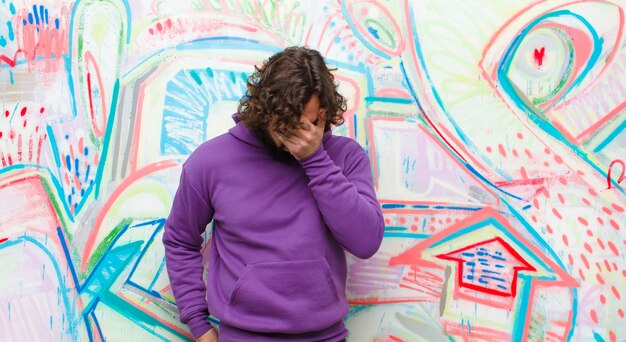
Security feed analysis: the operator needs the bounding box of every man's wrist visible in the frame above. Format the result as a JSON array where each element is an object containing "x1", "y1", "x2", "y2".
[
  {"x1": 298, "y1": 143, "x2": 325, "y2": 164},
  {"x1": 187, "y1": 315, "x2": 213, "y2": 339}
]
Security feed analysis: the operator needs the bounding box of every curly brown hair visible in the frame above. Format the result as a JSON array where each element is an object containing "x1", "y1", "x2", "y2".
[{"x1": 237, "y1": 46, "x2": 347, "y2": 135}]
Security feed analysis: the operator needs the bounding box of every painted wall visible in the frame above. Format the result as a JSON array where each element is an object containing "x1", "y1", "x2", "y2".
[{"x1": 0, "y1": 0, "x2": 624, "y2": 341}]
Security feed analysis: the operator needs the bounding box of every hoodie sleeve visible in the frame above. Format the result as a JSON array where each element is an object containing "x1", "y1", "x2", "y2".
[
  {"x1": 299, "y1": 143, "x2": 384, "y2": 259},
  {"x1": 162, "y1": 166, "x2": 214, "y2": 339}
]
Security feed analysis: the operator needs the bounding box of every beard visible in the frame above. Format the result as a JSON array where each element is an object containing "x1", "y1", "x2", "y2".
[{"x1": 253, "y1": 127, "x2": 296, "y2": 163}]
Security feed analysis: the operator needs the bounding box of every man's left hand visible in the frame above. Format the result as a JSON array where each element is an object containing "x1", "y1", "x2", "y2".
[{"x1": 278, "y1": 116, "x2": 326, "y2": 160}]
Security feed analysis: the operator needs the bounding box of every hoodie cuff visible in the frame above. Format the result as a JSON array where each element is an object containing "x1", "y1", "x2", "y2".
[
  {"x1": 298, "y1": 144, "x2": 326, "y2": 165},
  {"x1": 187, "y1": 315, "x2": 213, "y2": 339}
]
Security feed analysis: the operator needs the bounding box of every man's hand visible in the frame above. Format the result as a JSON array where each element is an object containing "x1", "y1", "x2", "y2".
[
  {"x1": 195, "y1": 327, "x2": 218, "y2": 342},
  {"x1": 277, "y1": 115, "x2": 326, "y2": 160}
]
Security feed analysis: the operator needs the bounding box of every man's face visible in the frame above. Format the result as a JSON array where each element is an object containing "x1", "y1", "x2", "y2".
[
  {"x1": 267, "y1": 94, "x2": 325, "y2": 155},
  {"x1": 300, "y1": 93, "x2": 325, "y2": 127},
  {"x1": 269, "y1": 94, "x2": 325, "y2": 148}
]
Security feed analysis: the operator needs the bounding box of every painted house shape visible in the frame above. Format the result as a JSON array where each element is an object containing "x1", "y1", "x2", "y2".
[
  {"x1": 437, "y1": 236, "x2": 536, "y2": 298},
  {"x1": 390, "y1": 207, "x2": 579, "y2": 340}
]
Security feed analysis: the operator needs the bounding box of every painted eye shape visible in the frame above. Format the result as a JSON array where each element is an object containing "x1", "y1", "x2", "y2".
[
  {"x1": 504, "y1": 23, "x2": 578, "y2": 111},
  {"x1": 500, "y1": 11, "x2": 599, "y2": 112},
  {"x1": 481, "y1": 1, "x2": 624, "y2": 145}
]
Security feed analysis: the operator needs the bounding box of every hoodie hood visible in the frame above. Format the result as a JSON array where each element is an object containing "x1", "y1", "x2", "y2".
[{"x1": 228, "y1": 113, "x2": 264, "y2": 148}]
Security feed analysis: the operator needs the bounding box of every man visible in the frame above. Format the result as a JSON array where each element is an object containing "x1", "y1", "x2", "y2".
[{"x1": 163, "y1": 46, "x2": 384, "y2": 342}]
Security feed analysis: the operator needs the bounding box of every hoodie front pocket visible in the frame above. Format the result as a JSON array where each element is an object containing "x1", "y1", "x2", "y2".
[{"x1": 225, "y1": 257, "x2": 346, "y2": 334}]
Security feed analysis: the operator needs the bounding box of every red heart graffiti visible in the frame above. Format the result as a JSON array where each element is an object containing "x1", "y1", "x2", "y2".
[{"x1": 534, "y1": 47, "x2": 546, "y2": 67}]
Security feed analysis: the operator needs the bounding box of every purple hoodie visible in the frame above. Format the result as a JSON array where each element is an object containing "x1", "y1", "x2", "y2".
[{"x1": 163, "y1": 115, "x2": 384, "y2": 341}]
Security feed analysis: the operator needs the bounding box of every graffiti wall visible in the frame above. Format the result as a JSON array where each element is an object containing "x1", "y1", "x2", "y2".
[{"x1": 1, "y1": 0, "x2": 624, "y2": 341}]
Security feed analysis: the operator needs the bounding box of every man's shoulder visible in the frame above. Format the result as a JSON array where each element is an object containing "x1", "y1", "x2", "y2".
[
  {"x1": 184, "y1": 132, "x2": 237, "y2": 169},
  {"x1": 326, "y1": 134, "x2": 365, "y2": 155},
  {"x1": 324, "y1": 134, "x2": 368, "y2": 169}
]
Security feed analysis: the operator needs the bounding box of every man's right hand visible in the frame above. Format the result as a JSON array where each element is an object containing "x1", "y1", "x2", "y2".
[{"x1": 195, "y1": 327, "x2": 218, "y2": 342}]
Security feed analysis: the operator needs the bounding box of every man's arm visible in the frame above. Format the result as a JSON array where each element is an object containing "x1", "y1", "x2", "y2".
[
  {"x1": 162, "y1": 167, "x2": 215, "y2": 339},
  {"x1": 279, "y1": 118, "x2": 384, "y2": 258},
  {"x1": 299, "y1": 144, "x2": 384, "y2": 258}
]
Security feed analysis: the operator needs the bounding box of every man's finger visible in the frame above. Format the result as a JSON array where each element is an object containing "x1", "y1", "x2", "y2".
[
  {"x1": 298, "y1": 116, "x2": 313, "y2": 131},
  {"x1": 277, "y1": 133, "x2": 289, "y2": 143},
  {"x1": 277, "y1": 133, "x2": 299, "y2": 147}
]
